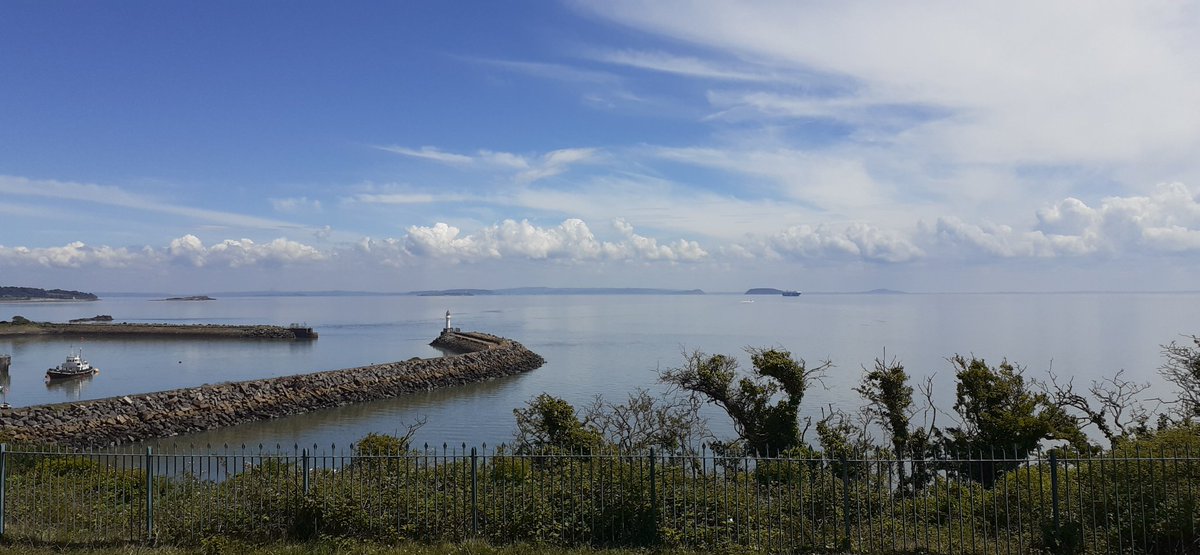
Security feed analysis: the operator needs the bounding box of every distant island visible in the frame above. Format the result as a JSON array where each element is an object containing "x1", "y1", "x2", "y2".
[
  {"x1": 0, "y1": 286, "x2": 97, "y2": 301},
  {"x1": 154, "y1": 295, "x2": 215, "y2": 301},
  {"x1": 745, "y1": 288, "x2": 802, "y2": 296},
  {"x1": 413, "y1": 287, "x2": 704, "y2": 296},
  {"x1": 494, "y1": 287, "x2": 704, "y2": 295},
  {"x1": 414, "y1": 289, "x2": 494, "y2": 297},
  {"x1": 69, "y1": 314, "x2": 114, "y2": 323}
]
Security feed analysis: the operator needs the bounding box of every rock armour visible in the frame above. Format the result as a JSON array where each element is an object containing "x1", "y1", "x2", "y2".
[{"x1": 0, "y1": 331, "x2": 545, "y2": 448}]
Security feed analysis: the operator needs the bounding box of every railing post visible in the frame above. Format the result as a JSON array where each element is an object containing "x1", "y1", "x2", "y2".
[
  {"x1": 0, "y1": 443, "x2": 7, "y2": 539},
  {"x1": 649, "y1": 447, "x2": 658, "y2": 544},
  {"x1": 302, "y1": 448, "x2": 310, "y2": 496},
  {"x1": 145, "y1": 446, "x2": 154, "y2": 541},
  {"x1": 840, "y1": 453, "x2": 852, "y2": 551},
  {"x1": 470, "y1": 447, "x2": 478, "y2": 536},
  {"x1": 1049, "y1": 452, "x2": 1060, "y2": 545}
]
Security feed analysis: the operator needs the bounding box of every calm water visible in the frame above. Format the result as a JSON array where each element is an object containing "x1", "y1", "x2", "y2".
[{"x1": 0, "y1": 293, "x2": 1195, "y2": 449}]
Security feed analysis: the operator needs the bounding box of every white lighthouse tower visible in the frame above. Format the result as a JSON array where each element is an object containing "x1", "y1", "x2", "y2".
[{"x1": 444, "y1": 309, "x2": 452, "y2": 332}]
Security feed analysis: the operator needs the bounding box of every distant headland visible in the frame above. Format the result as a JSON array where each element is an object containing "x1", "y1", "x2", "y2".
[
  {"x1": 0, "y1": 286, "x2": 97, "y2": 302},
  {"x1": 388, "y1": 287, "x2": 707, "y2": 296},
  {"x1": 153, "y1": 295, "x2": 216, "y2": 301},
  {"x1": 194, "y1": 287, "x2": 708, "y2": 297},
  {"x1": 745, "y1": 288, "x2": 787, "y2": 295}
]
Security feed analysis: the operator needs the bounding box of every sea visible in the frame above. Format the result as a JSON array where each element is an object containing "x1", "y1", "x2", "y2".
[{"x1": 0, "y1": 292, "x2": 1195, "y2": 451}]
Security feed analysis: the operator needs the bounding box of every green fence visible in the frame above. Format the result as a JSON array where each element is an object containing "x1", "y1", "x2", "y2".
[{"x1": 0, "y1": 443, "x2": 1196, "y2": 553}]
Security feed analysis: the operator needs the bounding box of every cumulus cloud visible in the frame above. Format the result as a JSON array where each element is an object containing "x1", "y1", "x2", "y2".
[
  {"x1": 0, "y1": 218, "x2": 710, "y2": 278},
  {"x1": 753, "y1": 222, "x2": 923, "y2": 263},
  {"x1": 0, "y1": 242, "x2": 143, "y2": 269},
  {"x1": 8, "y1": 186, "x2": 1200, "y2": 287},
  {"x1": 932, "y1": 183, "x2": 1200, "y2": 258},
  {"x1": 612, "y1": 219, "x2": 708, "y2": 261},
  {"x1": 401, "y1": 218, "x2": 707, "y2": 264},
  {"x1": 203, "y1": 238, "x2": 325, "y2": 267},
  {"x1": 0, "y1": 235, "x2": 326, "y2": 271}
]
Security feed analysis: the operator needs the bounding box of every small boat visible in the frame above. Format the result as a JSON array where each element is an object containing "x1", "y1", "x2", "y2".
[
  {"x1": 782, "y1": 290, "x2": 801, "y2": 297},
  {"x1": 45, "y1": 350, "x2": 99, "y2": 381}
]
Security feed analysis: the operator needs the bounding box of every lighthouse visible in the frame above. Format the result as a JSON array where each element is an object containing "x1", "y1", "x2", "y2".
[{"x1": 444, "y1": 309, "x2": 451, "y2": 332}]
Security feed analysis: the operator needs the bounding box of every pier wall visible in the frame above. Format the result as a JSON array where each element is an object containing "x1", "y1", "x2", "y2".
[
  {"x1": 0, "y1": 331, "x2": 544, "y2": 448},
  {"x1": 0, "y1": 322, "x2": 316, "y2": 340}
]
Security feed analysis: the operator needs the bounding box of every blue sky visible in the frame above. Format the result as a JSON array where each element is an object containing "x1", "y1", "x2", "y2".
[{"x1": 3, "y1": 1, "x2": 1200, "y2": 293}]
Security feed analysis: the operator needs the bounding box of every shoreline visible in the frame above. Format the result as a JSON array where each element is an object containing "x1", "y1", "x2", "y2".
[{"x1": 0, "y1": 298, "x2": 97, "y2": 304}]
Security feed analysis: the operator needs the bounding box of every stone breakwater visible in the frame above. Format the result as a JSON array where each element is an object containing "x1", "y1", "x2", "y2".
[
  {"x1": 430, "y1": 330, "x2": 508, "y2": 353},
  {"x1": 0, "y1": 331, "x2": 544, "y2": 448},
  {"x1": 0, "y1": 322, "x2": 316, "y2": 340}
]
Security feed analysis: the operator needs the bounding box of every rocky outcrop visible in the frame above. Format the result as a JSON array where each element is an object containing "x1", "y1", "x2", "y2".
[
  {"x1": 0, "y1": 331, "x2": 544, "y2": 448},
  {"x1": 430, "y1": 330, "x2": 507, "y2": 354}
]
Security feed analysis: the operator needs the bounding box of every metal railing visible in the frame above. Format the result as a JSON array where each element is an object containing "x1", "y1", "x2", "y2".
[{"x1": 0, "y1": 442, "x2": 1196, "y2": 553}]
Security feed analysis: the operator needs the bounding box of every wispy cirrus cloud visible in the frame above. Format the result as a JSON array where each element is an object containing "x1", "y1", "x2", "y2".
[
  {"x1": 578, "y1": 0, "x2": 1200, "y2": 171},
  {"x1": 591, "y1": 49, "x2": 789, "y2": 83},
  {"x1": 374, "y1": 145, "x2": 601, "y2": 184},
  {"x1": 347, "y1": 193, "x2": 442, "y2": 205},
  {"x1": 0, "y1": 175, "x2": 312, "y2": 233},
  {"x1": 460, "y1": 57, "x2": 623, "y2": 85},
  {"x1": 270, "y1": 196, "x2": 323, "y2": 214}
]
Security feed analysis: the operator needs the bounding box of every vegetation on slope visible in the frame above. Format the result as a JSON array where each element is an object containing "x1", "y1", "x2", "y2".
[
  {"x1": 4, "y1": 336, "x2": 1200, "y2": 553},
  {"x1": 0, "y1": 286, "x2": 97, "y2": 301}
]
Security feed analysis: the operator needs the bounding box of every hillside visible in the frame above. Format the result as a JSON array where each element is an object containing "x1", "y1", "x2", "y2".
[{"x1": 0, "y1": 286, "x2": 97, "y2": 301}]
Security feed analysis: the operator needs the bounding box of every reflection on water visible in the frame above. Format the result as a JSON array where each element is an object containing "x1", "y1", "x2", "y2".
[
  {"x1": 45, "y1": 375, "x2": 94, "y2": 400},
  {"x1": 134, "y1": 371, "x2": 524, "y2": 452},
  {"x1": 4, "y1": 293, "x2": 1199, "y2": 448}
]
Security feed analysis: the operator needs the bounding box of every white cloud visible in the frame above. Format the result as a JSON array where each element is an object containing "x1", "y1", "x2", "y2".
[
  {"x1": 463, "y1": 58, "x2": 623, "y2": 85},
  {"x1": 163, "y1": 235, "x2": 325, "y2": 267},
  {"x1": 0, "y1": 175, "x2": 312, "y2": 233},
  {"x1": 349, "y1": 193, "x2": 440, "y2": 205},
  {"x1": 401, "y1": 218, "x2": 707, "y2": 264},
  {"x1": 6, "y1": 184, "x2": 1200, "y2": 290},
  {"x1": 375, "y1": 146, "x2": 599, "y2": 184},
  {"x1": 580, "y1": 1, "x2": 1200, "y2": 169},
  {"x1": 372, "y1": 146, "x2": 474, "y2": 165},
  {"x1": 205, "y1": 238, "x2": 326, "y2": 267},
  {"x1": 752, "y1": 222, "x2": 923, "y2": 263},
  {"x1": 516, "y1": 148, "x2": 599, "y2": 183},
  {"x1": 593, "y1": 49, "x2": 786, "y2": 83},
  {"x1": 270, "y1": 196, "x2": 322, "y2": 213},
  {"x1": 932, "y1": 183, "x2": 1200, "y2": 258},
  {"x1": 649, "y1": 145, "x2": 891, "y2": 217},
  {"x1": 0, "y1": 242, "x2": 142, "y2": 269},
  {"x1": 509, "y1": 172, "x2": 808, "y2": 239}
]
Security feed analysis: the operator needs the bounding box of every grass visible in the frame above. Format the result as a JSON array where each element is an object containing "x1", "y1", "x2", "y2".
[{"x1": 0, "y1": 539, "x2": 712, "y2": 555}]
